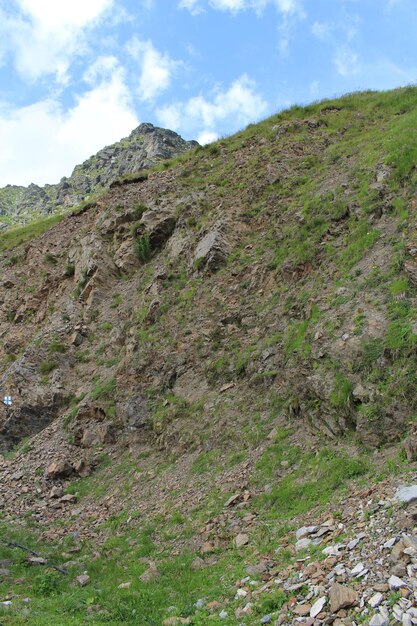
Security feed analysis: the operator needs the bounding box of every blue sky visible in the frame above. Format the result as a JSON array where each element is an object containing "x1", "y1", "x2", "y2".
[{"x1": 0, "y1": 0, "x2": 416, "y2": 186}]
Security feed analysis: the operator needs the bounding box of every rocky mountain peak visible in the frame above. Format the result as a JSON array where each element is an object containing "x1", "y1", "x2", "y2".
[{"x1": 0, "y1": 123, "x2": 198, "y2": 227}]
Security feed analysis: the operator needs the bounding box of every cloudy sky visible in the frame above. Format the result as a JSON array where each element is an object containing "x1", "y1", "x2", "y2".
[{"x1": 0, "y1": 0, "x2": 416, "y2": 187}]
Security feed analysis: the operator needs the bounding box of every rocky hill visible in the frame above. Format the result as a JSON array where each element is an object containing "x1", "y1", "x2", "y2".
[
  {"x1": 0, "y1": 123, "x2": 198, "y2": 227},
  {"x1": 1, "y1": 87, "x2": 417, "y2": 625}
]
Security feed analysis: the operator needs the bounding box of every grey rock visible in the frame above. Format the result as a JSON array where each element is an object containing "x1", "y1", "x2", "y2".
[
  {"x1": 369, "y1": 613, "x2": 389, "y2": 626},
  {"x1": 389, "y1": 574, "x2": 407, "y2": 589},
  {"x1": 369, "y1": 592, "x2": 384, "y2": 608},
  {"x1": 192, "y1": 223, "x2": 229, "y2": 272},
  {"x1": 295, "y1": 537, "x2": 312, "y2": 551},
  {"x1": 395, "y1": 485, "x2": 417, "y2": 504},
  {"x1": 310, "y1": 596, "x2": 326, "y2": 618}
]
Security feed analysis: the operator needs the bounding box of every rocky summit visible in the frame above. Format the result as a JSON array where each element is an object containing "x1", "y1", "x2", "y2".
[
  {"x1": 0, "y1": 123, "x2": 198, "y2": 227},
  {"x1": 2, "y1": 87, "x2": 417, "y2": 625}
]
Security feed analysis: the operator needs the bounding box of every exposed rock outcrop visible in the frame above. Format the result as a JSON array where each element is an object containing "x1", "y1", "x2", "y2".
[{"x1": 0, "y1": 123, "x2": 198, "y2": 226}]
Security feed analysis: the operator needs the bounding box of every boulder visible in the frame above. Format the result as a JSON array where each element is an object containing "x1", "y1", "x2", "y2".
[
  {"x1": 328, "y1": 582, "x2": 357, "y2": 612},
  {"x1": 192, "y1": 224, "x2": 228, "y2": 272},
  {"x1": 46, "y1": 459, "x2": 74, "y2": 480},
  {"x1": 138, "y1": 209, "x2": 177, "y2": 249}
]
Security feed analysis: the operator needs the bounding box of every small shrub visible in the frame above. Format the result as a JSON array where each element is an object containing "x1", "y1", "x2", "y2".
[
  {"x1": 44, "y1": 252, "x2": 57, "y2": 265},
  {"x1": 33, "y1": 571, "x2": 60, "y2": 596},
  {"x1": 64, "y1": 263, "x2": 75, "y2": 277},
  {"x1": 389, "y1": 278, "x2": 408, "y2": 297},
  {"x1": 39, "y1": 359, "x2": 57, "y2": 374},
  {"x1": 91, "y1": 377, "x2": 116, "y2": 401},
  {"x1": 329, "y1": 373, "x2": 352, "y2": 408},
  {"x1": 5, "y1": 255, "x2": 19, "y2": 266},
  {"x1": 111, "y1": 293, "x2": 122, "y2": 309},
  {"x1": 73, "y1": 268, "x2": 89, "y2": 298},
  {"x1": 133, "y1": 203, "x2": 148, "y2": 219},
  {"x1": 136, "y1": 233, "x2": 152, "y2": 263},
  {"x1": 49, "y1": 340, "x2": 66, "y2": 354}
]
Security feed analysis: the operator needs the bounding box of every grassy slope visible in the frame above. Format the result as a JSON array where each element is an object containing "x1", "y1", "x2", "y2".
[{"x1": 1, "y1": 86, "x2": 417, "y2": 624}]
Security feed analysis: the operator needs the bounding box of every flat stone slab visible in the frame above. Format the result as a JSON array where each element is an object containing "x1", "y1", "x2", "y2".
[{"x1": 395, "y1": 485, "x2": 417, "y2": 504}]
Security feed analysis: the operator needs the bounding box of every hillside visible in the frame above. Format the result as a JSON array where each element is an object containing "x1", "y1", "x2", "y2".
[
  {"x1": 1, "y1": 87, "x2": 417, "y2": 625},
  {"x1": 0, "y1": 124, "x2": 198, "y2": 227}
]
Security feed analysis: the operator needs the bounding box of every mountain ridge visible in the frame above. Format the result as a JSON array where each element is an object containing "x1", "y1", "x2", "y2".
[{"x1": 0, "y1": 123, "x2": 198, "y2": 227}]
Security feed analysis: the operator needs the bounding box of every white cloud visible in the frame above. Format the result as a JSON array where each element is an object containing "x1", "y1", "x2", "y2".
[
  {"x1": 0, "y1": 65, "x2": 138, "y2": 186},
  {"x1": 178, "y1": 0, "x2": 304, "y2": 52},
  {"x1": 197, "y1": 130, "x2": 219, "y2": 144},
  {"x1": 83, "y1": 55, "x2": 119, "y2": 85},
  {"x1": 178, "y1": 0, "x2": 205, "y2": 14},
  {"x1": 127, "y1": 37, "x2": 180, "y2": 101},
  {"x1": 18, "y1": 0, "x2": 113, "y2": 31},
  {"x1": 156, "y1": 104, "x2": 182, "y2": 131},
  {"x1": 311, "y1": 21, "x2": 332, "y2": 41},
  {"x1": 312, "y1": 13, "x2": 359, "y2": 44},
  {"x1": 0, "y1": 0, "x2": 114, "y2": 82},
  {"x1": 334, "y1": 46, "x2": 359, "y2": 76},
  {"x1": 179, "y1": 0, "x2": 304, "y2": 15},
  {"x1": 157, "y1": 74, "x2": 268, "y2": 140}
]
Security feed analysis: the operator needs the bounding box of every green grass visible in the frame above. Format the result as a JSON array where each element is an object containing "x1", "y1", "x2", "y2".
[
  {"x1": 135, "y1": 232, "x2": 152, "y2": 263},
  {"x1": 0, "y1": 431, "x2": 373, "y2": 626},
  {"x1": 39, "y1": 359, "x2": 58, "y2": 375},
  {"x1": 0, "y1": 214, "x2": 64, "y2": 253}
]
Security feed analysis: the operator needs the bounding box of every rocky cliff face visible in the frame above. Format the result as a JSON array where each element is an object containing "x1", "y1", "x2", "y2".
[
  {"x1": 2, "y1": 87, "x2": 417, "y2": 626},
  {"x1": 0, "y1": 123, "x2": 198, "y2": 227},
  {"x1": 1, "y1": 87, "x2": 417, "y2": 458}
]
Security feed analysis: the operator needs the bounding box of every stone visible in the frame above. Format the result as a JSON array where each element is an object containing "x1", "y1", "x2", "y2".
[
  {"x1": 295, "y1": 537, "x2": 312, "y2": 551},
  {"x1": 310, "y1": 596, "x2": 326, "y2": 618},
  {"x1": 235, "y1": 533, "x2": 249, "y2": 548},
  {"x1": 60, "y1": 494, "x2": 77, "y2": 503},
  {"x1": 191, "y1": 557, "x2": 205, "y2": 571},
  {"x1": 350, "y1": 562, "x2": 368, "y2": 577},
  {"x1": 49, "y1": 485, "x2": 63, "y2": 499},
  {"x1": 293, "y1": 604, "x2": 311, "y2": 616},
  {"x1": 76, "y1": 574, "x2": 90, "y2": 587},
  {"x1": 392, "y1": 562, "x2": 407, "y2": 577},
  {"x1": 389, "y1": 575, "x2": 407, "y2": 589},
  {"x1": 347, "y1": 538, "x2": 360, "y2": 550},
  {"x1": 246, "y1": 562, "x2": 267, "y2": 576},
  {"x1": 192, "y1": 223, "x2": 229, "y2": 273},
  {"x1": 296, "y1": 526, "x2": 317, "y2": 540},
  {"x1": 392, "y1": 539, "x2": 412, "y2": 563},
  {"x1": 46, "y1": 459, "x2": 73, "y2": 480},
  {"x1": 118, "y1": 582, "x2": 131, "y2": 589},
  {"x1": 369, "y1": 614, "x2": 389, "y2": 626},
  {"x1": 80, "y1": 422, "x2": 114, "y2": 447},
  {"x1": 72, "y1": 459, "x2": 91, "y2": 478},
  {"x1": 369, "y1": 592, "x2": 384, "y2": 608},
  {"x1": 140, "y1": 561, "x2": 159, "y2": 583},
  {"x1": 224, "y1": 493, "x2": 240, "y2": 507},
  {"x1": 328, "y1": 583, "x2": 358, "y2": 612},
  {"x1": 28, "y1": 557, "x2": 47, "y2": 565},
  {"x1": 71, "y1": 331, "x2": 83, "y2": 347},
  {"x1": 395, "y1": 486, "x2": 417, "y2": 505}
]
